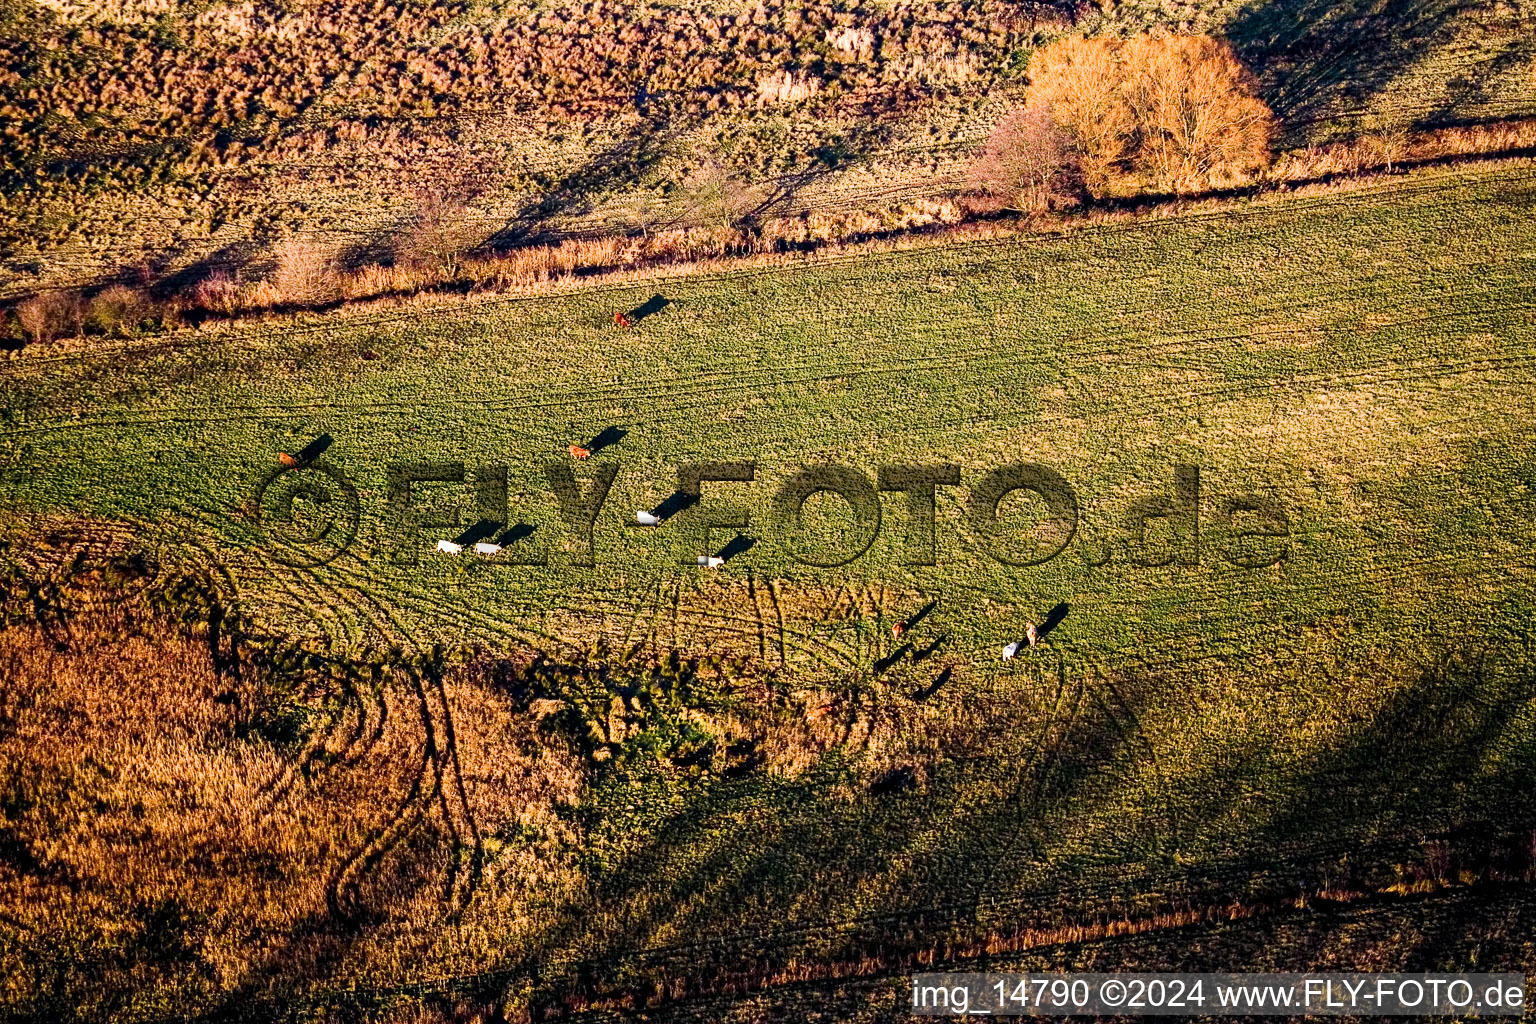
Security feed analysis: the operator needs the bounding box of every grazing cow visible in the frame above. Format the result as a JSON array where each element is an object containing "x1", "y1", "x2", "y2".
[
  {"x1": 696, "y1": 555, "x2": 725, "y2": 568},
  {"x1": 614, "y1": 311, "x2": 633, "y2": 329},
  {"x1": 1002, "y1": 641, "x2": 1019, "y2": 661},
  {"x1": 278, "y1": 452, "x2": 297, "y2": 468},
  {"x1": 569, "y1": 445, "x2": 591, "y2": 459},
  {"x1": 474, "y1": 542, "x2": 502, "y2": 555},
  {"x1": 436, "y1": 539, "x2": 463, "y2": 555},
  {"x1": 892, "y1": 620, "x2": 907, "y2": 639},
  {"x1": 635, "y1": 510, "x2": 660, "y2": 526},
  {"x1": 1026, "y1": 622, "x2": 1039, "y2": 647}
]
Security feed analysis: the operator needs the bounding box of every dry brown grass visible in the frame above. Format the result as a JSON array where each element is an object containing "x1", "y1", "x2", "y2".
[
  {"x1": 0, "y1": 0, "x2": 1065, "y2": 183},
  {"x1": 0, "y1": 543, "x2": 942, "y2": 1018},
  {"x1": 146, "y1": 197, "x2": 974, "y2": 320},
  {"x1": 0, "y1": 552, "x2": 588, "y2": 1017},
  {"x1": 1271, "y1": 119, "x2": 1536, "y2": 181}
]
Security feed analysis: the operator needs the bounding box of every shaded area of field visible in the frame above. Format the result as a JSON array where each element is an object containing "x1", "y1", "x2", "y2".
[
  {"x1": 1, "y1": 165, "x2": 1535, "y2": 1019},
  {"x1": 561, "y1": 885, "x2": 1536, "y2": 1022},
  {"x1": 1221, "y1": 0, "x2": 1536, "y2": 146}
]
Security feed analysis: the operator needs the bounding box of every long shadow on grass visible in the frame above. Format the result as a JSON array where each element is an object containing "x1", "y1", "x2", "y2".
[
  {"x1": 1243, "y1": 642, "x2": 1536, "y2": 869},
  {"x1": 1223, "y1": 0, "x2": 1527, "y2": 145},
  {"x1": 482, "y1": 117, "x2": 682, "y2": 251},
  {"x1": 443, "y1": 649, "x2": 1160, "y2": 1013},
  {"x1": 694, "y1": 613, "x2": 1536, "y2": 1011},
  {"x1": 186, "y1": 626, "x2": 1536, "y2": 1021},
  {"x1": 492, "y1": 634, "x2": 1536, "y2": 1016}
]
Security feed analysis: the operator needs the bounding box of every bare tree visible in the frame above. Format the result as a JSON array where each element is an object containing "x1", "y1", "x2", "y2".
[
  {"x1": 1368, "y1": 124, "x2": 1413, "y2": 173},
  {"x1": 1024, "y1": 35, "x2": 1135, "y2": 198},
  {"x1": 14, "y1": 290, "x2": 92, "y2": 344},
  {"x1": 271, "y1": 236, "x2": 340, "y2": 306},
  {"x1": 15, "y1": 294, "x2": 57, "y2": 345},
  {"x1": 969, "y1": 104, "x2": 1085, "y2": 212},
  {"x1": 617, "y1": 188, "x2": 669, "y2": 238},
  {"x1": 676, "y1": 159, "x2": 754, "y2": 229},
  {"x1": 394, "y1": 185, "x2": 483, "y2": 279}
]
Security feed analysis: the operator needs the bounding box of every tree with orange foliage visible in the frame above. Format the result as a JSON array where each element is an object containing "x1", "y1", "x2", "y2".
[
  {"x1": 1118, "y1": 33, "x2": 1274, "y2": 192},
  {"x1": 1000, "y1": 31, "x2": 1275, "y2": 199}
]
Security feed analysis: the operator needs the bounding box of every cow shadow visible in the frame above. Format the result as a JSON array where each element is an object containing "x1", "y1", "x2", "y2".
[
  {"x1": 716, "y1": 536, "x2": 755, "y2": 563},
  {"x1": 586, "y1": 426, "x2": 627, "y2": 455},
  {"x1": 625, "y1": 295, "x2": 670, "y2": 323},
  {"x1": 1037, "y1": 602, "x2": 1070, "y2": 641}
]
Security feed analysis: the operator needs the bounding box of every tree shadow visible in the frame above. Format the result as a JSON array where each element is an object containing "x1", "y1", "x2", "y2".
[
  {"x1": 180, "y1": 628, "x2": 1536, "y2": 1022},
  {"x1": 513, "y1": 639, "x2": 1535, "y2": 1016},
  {"x1": 1222, "y1": 0, "x2": 1525, "y2": 145},
  {"x1": 147, "y1": 241, "x2": 262, "y2": 300},
  {"x1": 1243, "y1": 646, "x2": 1536, "y2": 864},
  {"x1": 484, "y1": 117, "x2": 681, "y2": 250},
  {"x1": 441, "y1": 659, "x2": 1160, "y2": 1016}
]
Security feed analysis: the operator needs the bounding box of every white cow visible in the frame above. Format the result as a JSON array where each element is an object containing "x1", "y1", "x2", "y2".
[
  {"x1": 1001, "y1": 641, "x2": 1019, "y2": 661},
  {"x1": 696, "y1": 555, "x2": 724, "y2": 568},
  {"x1": 636, "y1": 510, "x2": 660, "y2": 526},
  {"x1": 474, "y1": 542, "x2": 502, "y2": 555},
  {"x1": 436, "y1": 539, "x2": 463, "y2": 555}
]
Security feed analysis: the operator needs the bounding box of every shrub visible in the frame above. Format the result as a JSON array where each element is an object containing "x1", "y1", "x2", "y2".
[
  {"x1": 190, "y1": 270, "x2": 241, "y2": 315},
  {"x1": 393, "y1": 188, "x2": 481, "y2": 279},
  {"x1": 271, "y1": 237, "x2": 340, "y2": 306},
  {"x1": 14, "y1": 290, "x2": 83, "y2": 345},
  {"x1": 15, "y1": 295, "x2": 52, "y2": 345},
  {"x1": 968, "y1": 104, "x2": 1085, "y2": 211},
  {"x1": 676, "y1": 160, "x2": 754, "y2": 229},
  {"x1": 87, "y1": 285, "x2": 151, "y2": 337}
]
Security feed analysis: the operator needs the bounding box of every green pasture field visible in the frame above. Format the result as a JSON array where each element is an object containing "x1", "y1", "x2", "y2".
[
  {"x1": 3, "y1": 163, "x2": 1536, "y2": 1012},
  {"x1": 4, "y1": 163, "x2": 1535, "y2": 671}
]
